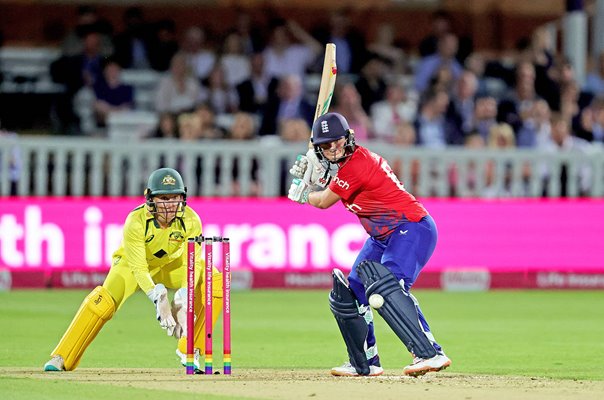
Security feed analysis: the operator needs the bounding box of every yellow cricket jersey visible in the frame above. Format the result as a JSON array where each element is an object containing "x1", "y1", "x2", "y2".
[{"x1": 111, "y1": 203, "x2": 203, "y2": 294}]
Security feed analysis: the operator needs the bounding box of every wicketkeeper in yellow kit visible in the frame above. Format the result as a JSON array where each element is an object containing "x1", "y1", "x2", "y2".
[{"x1": 44, "y1": 167, "x2": 223, "y2": 372}]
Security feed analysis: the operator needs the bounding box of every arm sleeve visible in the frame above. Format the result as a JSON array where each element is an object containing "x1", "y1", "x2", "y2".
[{"x1": 122, "y1": 213, "x2": 156, "y2": 294}]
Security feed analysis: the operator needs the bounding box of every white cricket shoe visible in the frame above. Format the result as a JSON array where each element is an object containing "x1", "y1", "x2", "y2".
[
  {"x1": 44, "y1": 355, "x2": 65, "y2": 372},
  {"x1": 331, "y1": 362, "x2": 384, "y2": 377},
  {"x1": 403, "y1": 353, "x2": 451, "y2": 377},
  {"x1": 176, "y1": 348, "x2": 201, "y2": 372}
]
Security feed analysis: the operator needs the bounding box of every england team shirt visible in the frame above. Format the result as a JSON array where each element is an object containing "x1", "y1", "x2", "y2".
[{"x1": 328, "y1": 146, "x2": 428, "y2": 240}]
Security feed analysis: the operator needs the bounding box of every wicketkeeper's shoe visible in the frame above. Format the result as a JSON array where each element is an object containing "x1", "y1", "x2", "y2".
[
  {"x1": 44, "y1": 355, "x2": 65, "y2": 372},
  {"x1": 403, "y1": 353, "x2": 451, "y2": 377},
  {"x1": 176, "y1": 348, "x2": 201, "y2": 373},
  {"x1": 330, "y1": 362, "x2": 384, "y2": 377}
]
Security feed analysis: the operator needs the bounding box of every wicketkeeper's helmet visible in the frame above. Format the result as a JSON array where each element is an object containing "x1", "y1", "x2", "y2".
[
  {"x1": 144, "y1": 167, "x2": 187, "y2": 208},
  {"x1": 311, "y1": 113, "x2": 356, "y2": 163}
]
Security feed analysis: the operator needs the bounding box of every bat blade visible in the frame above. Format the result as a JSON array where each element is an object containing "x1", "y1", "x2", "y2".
[{"x1": 309, "y1": 43, "x2": 337, "y2": 148}]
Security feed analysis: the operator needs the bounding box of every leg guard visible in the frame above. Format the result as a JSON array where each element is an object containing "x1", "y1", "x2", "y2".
[
  {"x1": 328, "y1": 269, "x2": 370, "y2": 376},
  {"x1": 50, "y1": 286, "x2": 116, "y2": 370},
  {"x1": 178, "y1": 272, "x2": 223, "y2": 355},
  {"x1": 357, "y1": 261, "x2": 437, "y2": 359}
]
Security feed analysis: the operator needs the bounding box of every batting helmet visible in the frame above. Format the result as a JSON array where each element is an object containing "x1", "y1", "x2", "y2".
[{"x1": 311, "y1": 113, "x2": 356, "y2": 163}]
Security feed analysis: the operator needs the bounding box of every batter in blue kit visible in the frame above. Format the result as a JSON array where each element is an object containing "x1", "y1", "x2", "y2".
[{"x1": 288, "y1": 112, "x2": 450, "y2": 377}]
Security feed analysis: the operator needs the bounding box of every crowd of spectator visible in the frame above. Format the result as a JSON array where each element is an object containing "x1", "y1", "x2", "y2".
[
  {"x1": 3, "y1": 5, "x2": 603, "y2": 197},
  {"x1": 42, "y1": 6, "x2": 604, "y2": 153}
]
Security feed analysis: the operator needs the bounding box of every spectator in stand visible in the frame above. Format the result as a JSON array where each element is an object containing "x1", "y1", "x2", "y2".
[
  {"x1": 415, "y1": 87, "x2": 461, "y2": 148},
  {"x1": 333, "y1": 81, "x2": 373, "y2": 142},
  {"x1": 229, "y1": 112, "x2": 258, "y2": 140},
  {"x1": 497, "y1": 61, "x2": 542, "y2": 133},
  {"x1": 193, "y1": 103, "x2": 225, "y2": 139},
  {"x1": 537, "y1": 56, "x2": 592, "y2": 115},
  {"x1": 234, "y1": 11, "x2": 264, "y2": 55},
  {"x1": 418, "y1": 10, "x2": 453, "y2": 58},
  {"x1": 219, "y1": 32, "x2": 252, "y2": 88},
  {"x1": 278, "y1": 118, "x2": 310, "y2": 142},
  {"x1": 470, "y1": 96, "x2": 499, "y2": 143},
  {"x1": 278, "y1": 118, "x2": 312, "y2": 195},
  {"x1": 584, "y1": 52, "x2": 604, "y2": 97},
  {"x1": 390, "y1": 121, "x2": 420, "y2": 194},
  {"x1": 113, "y1": 7, "x2": 152, "y2": 69},
  {"x1": 576, "y1": 97, "x2": 604, "y2": 144},
  {"x1": 558, "y1": 80, "x2": 589, "y2": 132},
  {"x1": 181, "y1": 26, "x2": 216, "y2": 84},
  {"x1": 517, "y1": 99, "x2": 552, "y2": 148},
  {"x1": 464, "y1": 52, "x2": 492, "y2": 97},
  {"x1": 355, "y1": 54, "x2": 388, "y2": 114},
  {"x1": 92, "y1": 57, "x2": 134, "y2": 127},
  {"x1": 50, "y1": 30, "x2": 105, "y2": 134},
  {"x1": 149, "y1": 112, "x2": 179, "y2": 139},
  {"x1": 313, "y1": 9, "x2": 366, "y2": 74},
  {"x1": 228, "y1": 112, "x2": 260, "y2": 196},
  {"x1": 428, "y1": 64, "x2": 456, "y2": 94},
  {"x1": 447, "y1": 70, "x2": 479, "y2": 136},
  {"x1": 415, "y1": 32, "x2": 463, "y2": 94},
  {"x1": 155, "y1": 52, "x2": 201, "y2": 115},
  {"x1": 177, "y1": 112, "x2": 202, "y2": 141},
  {"x1": 459, "y1": 131, "x2": 486, "y2": 197},
  {"x1": 483, "y1": 123, "x2": 517, "y2": 198},
  {"x1": 526, "y1": 28, "x2": 555, "y2": 104},
  {"x1": 258, "y1": 74, "x2": 314, "y2": 136},
  {"x1": 542, "y1": 113, "x2": 593, "y2": 197},
  {"x1": 61, "y1": 5, "x2": 113, "y2": 57},
  {"x1": 199, "y1": 64, "x2": 239, "y2": 114},
  {"x1": 148, "y1": 19, "x2": 179, "y2": 72},
  {"x1": 367, "y1": 23, "x2": 406, "y2": 75},
  {"x1": 263, "y1": 19, "x2": 322, "y2": 80},
  {"x1": 236, "y1": 52, "x2": 279, "y2": 115},
  {"x1": 371, "y1": 82, "x2": 417, "y2": 142}
]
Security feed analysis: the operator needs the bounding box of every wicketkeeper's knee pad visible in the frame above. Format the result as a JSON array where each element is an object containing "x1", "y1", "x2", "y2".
[
  {"x1": 51, "y1": 286, "x2": 116, "y2": 370},
  {"x1": 177, "y1": 272, "x2": 224, "y2": 354}
]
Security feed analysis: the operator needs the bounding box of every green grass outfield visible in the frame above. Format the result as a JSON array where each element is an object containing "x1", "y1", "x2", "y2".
[{"x1": 1, "y1": 289, "x2": 603, "y2": 399}]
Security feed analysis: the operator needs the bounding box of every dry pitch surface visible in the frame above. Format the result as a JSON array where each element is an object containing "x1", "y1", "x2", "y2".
[{"x1": 2, "y1": 368, "x2": 603, "y2": 400}]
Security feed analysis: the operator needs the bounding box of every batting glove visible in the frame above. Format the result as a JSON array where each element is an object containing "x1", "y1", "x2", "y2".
[
  {"x1": 289, "y1": 154, "x2": 308, "y2": 179},
  {"x1": 288, "y1": 178, "x2": 311, "y2": 204},
  {"x1": 289, "y1": 150, "x2": 331, "y2": 188},
  {"x1": 147, "y1": 284, "x2": 177, "y2": 336}
]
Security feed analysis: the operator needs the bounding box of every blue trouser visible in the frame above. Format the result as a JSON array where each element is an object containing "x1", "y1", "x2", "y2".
[{"x1": 348, "y1": 215, "x2": 442, "y2": 355}]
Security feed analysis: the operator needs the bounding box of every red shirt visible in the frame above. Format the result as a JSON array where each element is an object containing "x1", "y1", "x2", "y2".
[{"x1": 328, "y1": 146, "x2": 428, "y2": 240}]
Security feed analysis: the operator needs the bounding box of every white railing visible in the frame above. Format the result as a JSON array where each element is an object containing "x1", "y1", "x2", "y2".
[{"x1": 1, "y1": 135, "x2": 603, "y2": 198}]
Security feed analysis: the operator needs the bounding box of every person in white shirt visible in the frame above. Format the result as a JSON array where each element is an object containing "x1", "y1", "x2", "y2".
[
  {"x1": 262, "y1": 19, "x2": 322, "y2": 80},
  {"x1": 371, "y1": 83, "x2": 417, "y2": 142}
]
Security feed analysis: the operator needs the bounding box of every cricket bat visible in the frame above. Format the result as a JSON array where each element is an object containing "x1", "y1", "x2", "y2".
[{"x1": 309, "y1": 43, "x2": 337, "y2": 149}]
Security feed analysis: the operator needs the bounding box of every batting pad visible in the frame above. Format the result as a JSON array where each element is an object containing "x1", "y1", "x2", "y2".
[
  {"x1": 357, "y1": 261, "x2": 437, "y2": 359},
  {"x1": 51, "y1": 286, "x2": 116, "y2": 370},
  {"x1": 329, "y1": 269, "x2": 370, "y2": 375}
]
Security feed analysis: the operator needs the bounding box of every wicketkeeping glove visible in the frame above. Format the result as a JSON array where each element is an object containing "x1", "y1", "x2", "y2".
[
  {"x1": 289, "y1": 149, "x2": 331, "y2": 188},
  {"x1": 288, "y1": 178, "x2": 311, "y2": 204},
  {"x1": 171, "y1": 288, "x2": 188, "y2": 339},
  {"x1": 147, "y1": 284, "x2": 177, "y2": 336}
]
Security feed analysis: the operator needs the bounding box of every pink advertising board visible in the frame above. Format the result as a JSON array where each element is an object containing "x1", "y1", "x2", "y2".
[{"x1": 1, "y1": 198, "x2": 603, "y2": 289}]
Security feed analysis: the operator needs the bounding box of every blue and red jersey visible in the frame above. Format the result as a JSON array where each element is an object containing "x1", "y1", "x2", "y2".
[{"x1": 328, "y1": 146, "x2": 428, "y2": 240}]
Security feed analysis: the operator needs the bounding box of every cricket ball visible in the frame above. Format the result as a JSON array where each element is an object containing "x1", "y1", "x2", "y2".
[{"x1": 368, "y1": 294, "x2": 384, "y2": 309}]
